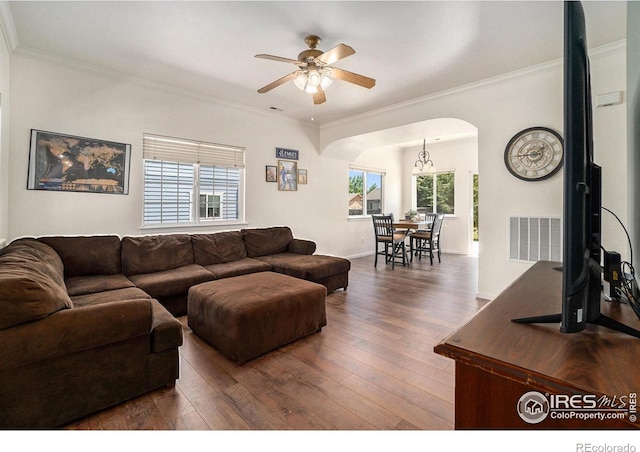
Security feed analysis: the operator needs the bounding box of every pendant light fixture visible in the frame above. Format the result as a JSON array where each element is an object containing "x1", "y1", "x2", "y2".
[{"x1": 413, "y1": 139, "x2": 436, "y2": 173}]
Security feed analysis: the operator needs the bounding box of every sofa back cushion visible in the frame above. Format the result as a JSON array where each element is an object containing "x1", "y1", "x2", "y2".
[
  {"x1": 0, "y1": 239, "x2": 73, "y2": 330},
  {"x1": 192, "y1": 231, "x2": 247, "y2": 265},
  {"x1": 121, "y1": 234, "x2": 194, "y2": 275},
  {"x1": 39, "y1": 235, "x2": 122, "y2": 277},
  {"x1": 242, "y1": 227, "x2": 293, "y2": 258}
]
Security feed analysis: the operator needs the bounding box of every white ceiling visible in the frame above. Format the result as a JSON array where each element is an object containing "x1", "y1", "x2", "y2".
[{"x1": 5, "y1": 1, "x2": 628, "y2": 127}]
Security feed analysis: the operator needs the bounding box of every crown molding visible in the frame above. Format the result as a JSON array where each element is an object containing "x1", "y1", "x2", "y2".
[
  {"x1": 320, "y1": 39, "x2": 627, "y2": 131},
  {"x1": 0, "y1": 1, "x2": 19, "y2": 51},
  {"x1": 12, "y1": 45, "x2": 318, "y2": 132}
]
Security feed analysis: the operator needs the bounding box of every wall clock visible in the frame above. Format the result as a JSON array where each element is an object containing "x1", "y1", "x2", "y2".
[{"x1": 504, "y1": 127, "x2": 564, "y2": 181}]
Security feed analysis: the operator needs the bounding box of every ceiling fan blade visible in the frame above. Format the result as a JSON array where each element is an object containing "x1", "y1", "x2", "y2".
[
  {"x1": 313, "y1": 87, "x2": 326, "y2": 105},
  {"x1": 257, "y1": 71, "x2": 300, "y2": 93},
  {"x1": 330, "y1": 67, "x2": 376, "y2": 89},
  {"x1": 315, "y1": 43, "x2": 355, "y2": 66},
  {"x1": 255, "y1": 54, "x2": 304, "y2": 66}
]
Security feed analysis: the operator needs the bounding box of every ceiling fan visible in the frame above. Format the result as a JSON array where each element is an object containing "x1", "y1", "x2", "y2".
[{"x1": 255, "y1": 35, "x2": 376, "y2": 105}]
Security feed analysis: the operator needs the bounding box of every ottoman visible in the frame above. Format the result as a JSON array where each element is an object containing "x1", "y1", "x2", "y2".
[{"x1": 187, "y1": 272, "x2": 327, "y2": 364}]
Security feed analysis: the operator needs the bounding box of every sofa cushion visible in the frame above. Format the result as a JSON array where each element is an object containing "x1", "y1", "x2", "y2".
[
  {"x1": 0, "y1": 298, "x2": 153, "y2": 370},
  {"x1": 65, "y1": 274, "x2": 136, "y2": 297},
  {"x1": 149, "y1": 299, "x2": 183, "y2": 353},
  {"x1": 122, "y1": 234, "x2": 194, "y2": 276},
  {"x1": 241, "y1": 226, "x2": 293, "y2": 258},
  {"x1": 0, "y1": 240, "x2": 72, "y2": 330},
  {"x1": 256, "y1": 253, "x2": 351, "y2": 281},
  {"x1": 39, "y1": 235, "x2": 122, "y2": 277},
  {"x1": 71, "y1": 287, "x2": 151, "y2": 308},
  {"x1": 128, "y1": 264, "x2": 215, "y2": 299},
  {"x1": 203, "y1": 257, "x2": 272, "y2": 279},
  {"x1": 288, "y1": 238, "x2": 317, "y2": 255},
  {"x1": 3, "y1": 239, "x2": 66, "y2": 287},
  {"x1": 192, "y1": 231, "x2": 247, "y2": 265}
]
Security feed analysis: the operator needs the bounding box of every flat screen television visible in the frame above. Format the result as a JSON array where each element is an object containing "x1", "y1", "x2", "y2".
[{"x1": 513, "y1": 0, "x2": 640, "y2": 338}]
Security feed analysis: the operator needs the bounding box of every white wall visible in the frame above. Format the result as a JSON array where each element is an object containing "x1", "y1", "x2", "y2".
[
  {"x1": 629, "y1": 2, "x2": 640, "y2": 268},
  {"x1": 0, "y1": 12, "x2": 10, "y2": 245},
  {"x1": 591, "y1": 48, "x2": 628, "y2": 261},
  {"x1": 8, "y1": 53, "x2": 356, "y2": 255},
  {"x1": 320, "y1": 43, "x2": 627, "y2": 299},
  {"x1": 402, "y1": 136, "x2": 478, "y2": 255}
]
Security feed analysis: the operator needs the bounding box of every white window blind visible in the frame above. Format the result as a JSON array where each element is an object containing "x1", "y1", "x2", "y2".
[
  {"x1": 142, "y1": 133, "x2": 245, "y2": 168},
  {"x1": 142, "y1": 133, "x2": 244, "y2": 226},
  {"x1": 143, "y1": 160, "x2": 194, "y2": 224}
]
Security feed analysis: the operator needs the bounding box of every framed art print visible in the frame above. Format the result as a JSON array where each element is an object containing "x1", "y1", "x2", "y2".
[
  {"x1": 27, "y1": 129, "x2": 131, "y2": 194},
  {"x1": 266, "y1": 165, "x2": 277, "y2": 182},
  {"x1": 298, "y1": 169, "x2": 308, "y2": 184},
  {"x1": 277, "y1": 160, "x2": 297, "y2": 191}
]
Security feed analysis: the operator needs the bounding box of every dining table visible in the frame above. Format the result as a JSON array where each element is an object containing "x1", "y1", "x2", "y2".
[
  {"x1": 390, "y1": 219, "x2": 432, "y2": 266},
  {"x1": 392, "y1": 219, "x2": 432, "y2": 231}
]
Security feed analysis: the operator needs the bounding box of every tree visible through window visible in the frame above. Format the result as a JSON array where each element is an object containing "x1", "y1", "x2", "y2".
[
  {"x1": 416, "y1": 172, "x2": 455, "y2": 214},
  {"x1": 349, "y1": 168, "x2": 383, "y2": 216}
]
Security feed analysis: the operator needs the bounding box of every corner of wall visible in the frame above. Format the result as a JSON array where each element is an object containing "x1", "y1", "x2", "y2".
[{"x1": 629, "y1": 1, "x2": 640, "y2": 269}]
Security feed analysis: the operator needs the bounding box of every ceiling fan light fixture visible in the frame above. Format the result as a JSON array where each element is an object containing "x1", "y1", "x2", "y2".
[
  {"x1": 293, "y1": 72, "x2": 308, "y2": 90},
  {"x1": 319, "y1": 72, "x2": 333, "y2": 90},
  {"x1": 256, "y1": 35, "x2": 375, "y2": 105},
  {"x1": 294, "y1": 70, "x2": 327, "y2": 94},
  {"x1": 307, "y1": 68, "x2": 321, "y2": 87},
  {"x1": 304, "y1": 84, "x2": 318, "y2": 94}
]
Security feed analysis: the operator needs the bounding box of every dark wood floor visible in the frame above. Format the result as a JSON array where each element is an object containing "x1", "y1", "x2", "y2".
[{"x1": 66, "y1": 252, "x2": 485, "y2": 430}]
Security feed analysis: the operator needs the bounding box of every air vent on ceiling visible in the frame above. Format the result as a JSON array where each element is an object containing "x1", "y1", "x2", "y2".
[{"x1": 509, "y1": 217, "x2": 561, "y2": 262}]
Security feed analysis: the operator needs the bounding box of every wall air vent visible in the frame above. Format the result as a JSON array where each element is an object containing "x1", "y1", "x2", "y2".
[{"x1": 509, "y1": 217, "x2": 561, "y2": 262}]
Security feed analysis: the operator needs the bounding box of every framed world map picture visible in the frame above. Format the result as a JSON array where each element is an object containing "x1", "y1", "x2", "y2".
[{"x1": 27, "y1": 129, "x2": 131, "y2": 194}]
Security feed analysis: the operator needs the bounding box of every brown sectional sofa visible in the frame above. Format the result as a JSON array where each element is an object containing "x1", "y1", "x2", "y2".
[
  {"x1": 0, "y1": 226, "x2": 350, "y2": 428},
  {"x1": 0, "y1": 237, "x2": 181, "y2": 429}
]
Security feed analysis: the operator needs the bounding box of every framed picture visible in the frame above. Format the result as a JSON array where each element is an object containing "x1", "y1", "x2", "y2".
[
  {"x1": 266, "y1": 165, "x2": 277, "y2": 182},
  {"x1": 298, "y1": 169, "x2": 308, "y2": 184},
  {"x1": 277, "y1": 160, "x2": 297, "y2": 191},
  {"x1": 27, "y1": 129, "x2": 131, "y2": 194}
]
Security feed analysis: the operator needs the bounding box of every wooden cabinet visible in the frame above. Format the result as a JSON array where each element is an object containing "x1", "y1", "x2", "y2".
[{"x1": 435, "y1": 261, "x2": 640, "y2": 429}]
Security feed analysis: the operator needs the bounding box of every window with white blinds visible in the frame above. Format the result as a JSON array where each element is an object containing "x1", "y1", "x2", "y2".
[{"x1": 142, "y1": 133, "x2": 244, "y2": 226}]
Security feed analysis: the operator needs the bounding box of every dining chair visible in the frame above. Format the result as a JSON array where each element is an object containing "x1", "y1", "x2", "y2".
[
  {"x1": 371, "y1": 213, "x2": 409, "y2": 269},
  {"x1": 419, "y1": 213, "x2": 438, "y2": 231},
  {"x1": 409, "y1": 213, "x2": 444, "y2": 264}
]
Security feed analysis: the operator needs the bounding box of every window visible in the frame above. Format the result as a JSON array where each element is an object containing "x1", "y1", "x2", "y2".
[
  {"x1": 416, "y1": 171, "x2": 455, "y2": 215},
  {"x1": 199, "y1": 194, "x2": 221, "y2": 219},
  {"x1": 142, "y1": 134, "x2": 244, "y2": 226},
  {"x1": 349, "y1": 168, "x2": 384, "y2": 216}
]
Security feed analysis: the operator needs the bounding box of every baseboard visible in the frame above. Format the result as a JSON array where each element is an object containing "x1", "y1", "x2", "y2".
[
  {"x1": 443, "y1": 249, "x2": 473, "y2": 256},
  {"x1": 347, "y1": 249, "x2": 473, "y2": 260},
  {"x1": 346, "y1": 251, "x2": 375, "y2": 260}
]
